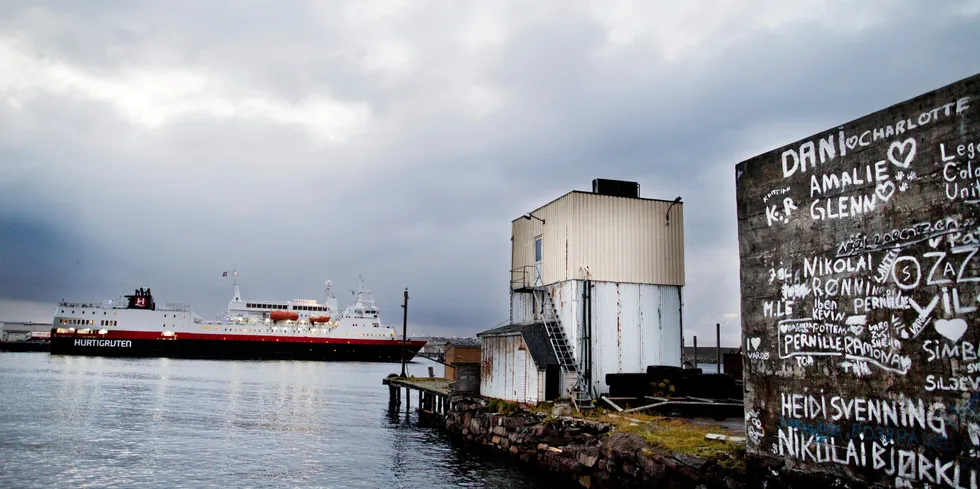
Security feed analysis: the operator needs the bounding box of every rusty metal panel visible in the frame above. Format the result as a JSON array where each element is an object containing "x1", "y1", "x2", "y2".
[
  {"x1": 590, "y1": 281, "x2": 623, "y2": 394},
  {"x1": 480, "y1": 333, "x2": 543, "y2": 404},
  {"x1": 480, "y1": 334, "x2": 514, "y2": 401},
  {"x1": 589, "y1": 281, "x2": 683, "y2": 395},
  {"x1": 653, "y1": 286, "x2": 683, "y2": 366},
  {"x1": 735, "y1": 73, "x2": 980, "y2": 486}
]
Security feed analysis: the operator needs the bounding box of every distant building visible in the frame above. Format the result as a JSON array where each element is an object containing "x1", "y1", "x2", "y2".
[
  {"x1": 478, "y1": 178, "x2": 686, "y2": 405},
  {"x1": 1, "y1": 321, "x2": 53, "y2": 342},
  {"x1": 443, "y1": 338, "x2": 480, "y2": 381}
]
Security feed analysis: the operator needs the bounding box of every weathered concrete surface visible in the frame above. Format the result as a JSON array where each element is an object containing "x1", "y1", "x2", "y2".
[{"x1": 735, "y1": 73, "x2": 980, "y2": 488}]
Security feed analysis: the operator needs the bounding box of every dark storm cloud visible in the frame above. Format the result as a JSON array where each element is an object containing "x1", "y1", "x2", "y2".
[
  {"x1": 1, "y1": 0, "x2": 978, "y2": 344},
  {"x1": 0, "y1": 210, "x2": 111, "y2": 302}
]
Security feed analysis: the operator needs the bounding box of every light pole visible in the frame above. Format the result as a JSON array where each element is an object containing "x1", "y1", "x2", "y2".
[
  {"x1": 523, "y1": 214, "x2": 545, "y2": 224},
  {"x1": 400, "y1": 288, "x2": 408, "y2": 377},
  {"x1": 665, "y1": 196, "x2": 682, "y2": 225}
]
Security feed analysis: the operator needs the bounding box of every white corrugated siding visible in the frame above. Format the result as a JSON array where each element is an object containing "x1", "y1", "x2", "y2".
[
  {"x1": 572, "y1": 193, "x2": 684, "y2": 286},
  {"x1": 535, "y1": 369, "x2": 545, "y2": 402},
  {"x1": 510, "y1": 292, "x2": 535, "y2": 325},
  {"x1": 588, "y1": 281, "x2": 683, "y2": 395},
  {"x1": 512, "y1": 193, "x2": 575, "y2": 287},
  {"x1": 545, "y1": 281, "x2": 581, "y2": 364},
  {"x1": 512, "y1": 192, "x2": 684, "y2": 288},
  {"x1": 515, "y1": 349, "x2": 527, "y2": 401},
  {"x1": 480, "y1": 334, "x2": 542, "y2": 404}
]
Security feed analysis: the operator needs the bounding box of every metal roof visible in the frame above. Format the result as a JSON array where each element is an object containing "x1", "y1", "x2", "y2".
[
  {"x1": 477, "y1": 323, "x2": 558, "y2": 367},
  {"x1": 443, "y1": 337, "x2": 480, "y2": 348}
]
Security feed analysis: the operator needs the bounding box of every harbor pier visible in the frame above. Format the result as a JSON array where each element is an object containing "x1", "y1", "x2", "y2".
[{"x1": 383, "y1": 375, "x2": 457, "y2": 424}]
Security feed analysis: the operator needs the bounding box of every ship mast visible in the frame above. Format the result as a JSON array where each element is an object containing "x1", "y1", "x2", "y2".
[{"x1": 231, "y1": 268, "x2": 241, "y2": 302}]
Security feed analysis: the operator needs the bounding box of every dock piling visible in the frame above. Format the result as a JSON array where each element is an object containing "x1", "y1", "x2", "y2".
[{"x1": 383, "y1": 376, "x2": 452, "y2": 426}]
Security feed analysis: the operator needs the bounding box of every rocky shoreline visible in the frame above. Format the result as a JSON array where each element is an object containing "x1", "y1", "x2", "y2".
[{"x1": 437, "y1": 397, "x2": 746, "y2": 489}]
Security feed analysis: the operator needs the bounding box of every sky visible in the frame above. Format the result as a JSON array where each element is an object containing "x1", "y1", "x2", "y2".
[{"x1": 1, "y1": 1, "x2": 979, "y2": 347}]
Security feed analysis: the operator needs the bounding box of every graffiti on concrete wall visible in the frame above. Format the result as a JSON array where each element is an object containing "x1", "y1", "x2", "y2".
[{"x1": 736, "y1": 73, "x2": 980, "y2": 488}]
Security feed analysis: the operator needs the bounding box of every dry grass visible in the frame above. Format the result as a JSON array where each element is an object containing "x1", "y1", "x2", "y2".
[{"x1": 590, "y1": 410, "x2": 744, "y2": 464}]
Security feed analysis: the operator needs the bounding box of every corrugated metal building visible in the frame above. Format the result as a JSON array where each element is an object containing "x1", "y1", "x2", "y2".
[
  {"x1": 477, "y1": 324, "x2": 559, "y2": 404},
  {"x1": 480, "y1": 179, "x2": 685, "y2": 404}
]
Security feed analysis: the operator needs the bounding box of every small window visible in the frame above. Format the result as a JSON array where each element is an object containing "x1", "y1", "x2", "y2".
[{"x1": 534, "y1": 236, "x2": 542, "y2": 262}]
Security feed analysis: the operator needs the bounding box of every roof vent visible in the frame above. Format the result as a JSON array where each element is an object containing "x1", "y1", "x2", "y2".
[{"x1": 592, "y1": 178, "x2": 639, "y2": 198}]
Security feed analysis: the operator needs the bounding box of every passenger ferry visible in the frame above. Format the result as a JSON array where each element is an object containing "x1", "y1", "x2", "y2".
[{"x1": 49, "y1": 275, "x2": 426, "y2": 362}]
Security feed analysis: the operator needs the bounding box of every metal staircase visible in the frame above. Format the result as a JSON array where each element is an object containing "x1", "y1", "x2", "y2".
[{"x1": 534, "y1": 287, "x2": 595, "y2": 411}]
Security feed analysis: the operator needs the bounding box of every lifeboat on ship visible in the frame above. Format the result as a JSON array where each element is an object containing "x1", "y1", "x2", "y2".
[
  {"x1": 310, "y1": 315, "x2": 332, "y2": 324},
  {"x1": 269, "y1": 310, "x2": 299, "y2": 322}
]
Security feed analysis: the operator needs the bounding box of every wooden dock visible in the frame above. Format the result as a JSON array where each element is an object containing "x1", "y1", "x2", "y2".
[{"x1": 382, "y1": 375, "x2": 455, "y2": 422}]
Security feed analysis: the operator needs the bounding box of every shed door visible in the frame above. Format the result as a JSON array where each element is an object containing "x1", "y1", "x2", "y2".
[{"x1": 515, "y1": 349, "x2": 527, "y2": 402}]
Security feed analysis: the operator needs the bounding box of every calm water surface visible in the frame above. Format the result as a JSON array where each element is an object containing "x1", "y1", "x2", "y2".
[{"x1": 0, "y1": 353, "x2": 568, "y2": 489}]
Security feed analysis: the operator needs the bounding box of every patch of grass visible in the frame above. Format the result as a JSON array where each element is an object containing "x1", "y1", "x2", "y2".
[
  {"x1": 598, "y1": 413, "x2": 743, "y2": 459},
  {"x1": 541, "y1": 414, "x2": 561, "y2": 426},
  {"x1": 711, "y1": 444, "x2": 746, "y2": 471},
  {"x1": 488, "y1": 399, "x2": 520, "y2": 416}
]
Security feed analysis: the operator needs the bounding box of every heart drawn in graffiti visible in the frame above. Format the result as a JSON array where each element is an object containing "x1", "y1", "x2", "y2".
[
  {"x1": 750, "y1": 337, "x2": 761, "y2": 350},
  {"x1": 846, "y1": 136, "x2": 859, "y2": 150},
  {"x1": 779, "y1": 323, "x2": 789, "y2": 334},
  {"x1": 934, "y1": 318, "x2": 968, "y2": 342},
  {"x1": 888, "y1": 138, "x2": 916, "y2": 169},
  {"x1": 875, "y1": 180, "x2": 896, "y2": 202}
]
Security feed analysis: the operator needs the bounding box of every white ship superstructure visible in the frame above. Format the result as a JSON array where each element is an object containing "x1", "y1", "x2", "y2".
[{"x1": 49, "y1": 273, "x2": 426, "y2": 361}]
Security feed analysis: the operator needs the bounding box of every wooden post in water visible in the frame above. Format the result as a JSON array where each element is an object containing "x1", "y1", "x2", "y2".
[
  {"x1": 716, "y1": 323, "x2": 721, "y2": 372},
  {"x1": 693, "y1": 336, "x2": 698, "y2": 367},
  {"x1": 400, "y1": 288, "x2": 409, "y2": 377}
]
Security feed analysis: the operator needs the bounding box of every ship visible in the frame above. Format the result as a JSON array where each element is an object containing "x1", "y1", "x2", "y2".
[{"x1": 49, "y1": 274, "x2": 427, "y2": 362}]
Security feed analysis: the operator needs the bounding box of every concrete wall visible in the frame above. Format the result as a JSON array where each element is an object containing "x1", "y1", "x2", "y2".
[
  {"x1": 735, "y1": 72, "x2": 980, "y2": 487},
  {"x1": 511, "y1": 191, "x2": 685, "y2": 287}
]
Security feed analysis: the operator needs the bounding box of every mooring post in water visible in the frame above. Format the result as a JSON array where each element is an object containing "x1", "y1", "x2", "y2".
[
  {"x1": 400, "y1": 288, "x2": 408, "y2": 377},
  {"x1": 405, "y1": 387, "x2": 410, "y2": 422},
  {"x1": 693, "y1": 336, "x2": 698, "y2": 367},
  {"x1": 716, "y1": 323, "x2": 721, "y2": 371}
]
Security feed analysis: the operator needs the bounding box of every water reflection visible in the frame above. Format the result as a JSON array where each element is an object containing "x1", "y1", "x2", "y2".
[{"x1": 0, "y1": 353, "x2": 566, "y2": 488}]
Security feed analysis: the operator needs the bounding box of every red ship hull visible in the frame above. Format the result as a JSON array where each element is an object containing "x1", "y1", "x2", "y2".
[{"x1": 50, "y1": 330, "x2": 427, "y2": 363}]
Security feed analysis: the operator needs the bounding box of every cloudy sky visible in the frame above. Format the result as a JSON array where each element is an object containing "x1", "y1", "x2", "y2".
[{"x1": 1, "y1": 1, "x2": 978, "y2": 346}]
